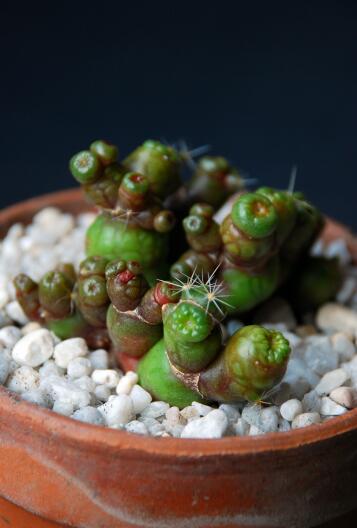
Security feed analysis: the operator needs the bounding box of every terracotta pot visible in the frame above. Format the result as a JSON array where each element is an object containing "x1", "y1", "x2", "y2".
[{"x1": 1, "y1": 189, "x2": 357, "y2": 528}]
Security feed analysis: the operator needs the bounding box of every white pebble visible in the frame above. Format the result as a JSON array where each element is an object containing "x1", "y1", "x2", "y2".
[
  {"x1": 140, "y1": 401, "x2": 170, "y2": 419},
  {"x1": 12, "y1": 329, "x2": 54, "y2": 367},
  {"x1": 42, "y1": 375, "x2": 91, "y2": 409},
  {"x1": 325, "y1": 238, "x2": 351, "y2": 266},
  {"x1": 94, "y1": 384, "x2": 111, "y2": 402},
  {"x1": 280, "y1": 399, "x2": 303, "y2": 422},
  {"x1": 21, "y1": 322, "x2": 42, "y2": 335},
  {"x1": 0, "y1": 288, "x2": 9, "y2": 310},
  {"x1": 130, "y1": 384, "x2": 152, "y2": 414},
  {"x1": 125, "y1": 420, "x2": 148, "y2": 435},
  {"x1": 0, "y1": 326, "x2": 22, "y2": 349},
  {"x1": 6, "y1": 301, "x2": 28, "y2": 325},
  {"x1": 72, "y1": 406, "x2": 105, "y2": 426},
  {"x1": 320, "y1": 396, "x2": 348, "y2": 416},
  {"x1": 53, "y1": 400, "x2": 74, "y2": 416},
  {"x1": 54, "y1": 338, "x2": 88, "y2": 368},
  {"x1": 192, "y1": 401, "x2": 214, "y2": 416},
  {"x1": 304, "y1": 336, "x2": 338, "y2": 376},
  {"x1": 0, "y1": 353, "x2": 10, "y2": 384},
  {"x1": 330, "y1": 387, "x2": 357, "y2": 409},
  {"x1": 249, "y1": 425, "x2": 265, "y2": 436},
  {"x1": 302, "y1": 390, "x2": 322, "y2": 413},
  {"x1": 89, "y1": 349, "x2": 109, "y2": 370},
  {"x1": 67, "y1": 357, "x2": 92, "y2": 379},
  {"x1": 258, "y1": 407, "x2": 279, "y2": 433},
  {"x1": 241, "y1": 404, "x2": 262, "y2": 427},
  {"x1": 232, "y1": 418, "x2": 249, "y2": 436},
  {"x1": 22, "y1": 389, "x2": 51, "y2": 408},
  {"x1": 180, "y1": 405, "x2": 200, "y2": 422},
  {"x1": 317, "y1": 303, "x2": 357, "y2": 335},
  {"x1": 219, "y1": 404, "x2": 240, "y2": 423},
  {"x1": 39, "y1": 359, "x2": 64, "y2": 378},
  {"x1": 330, "y1": 332, "x2": 355, "y2": 361},
  {"x1": 74, "y1": 375, "x2": 96, "y2": 393},
  {"x1": 278, "y1": 418, "x2": 291, "y2": 432},
  {"x1": 116, "y1": 371, "x2": 138, "y2": 395},
  {"x1": 292, "y1": 412, "x2": 321, "y2": 429},
  {"x1": 98, "y1": 394, "x2": 134, "y2": 426},
  {"x1": 6, "y1": 366, "x2": 40, "y2": 393},
  {"x1": 226, "y1": 319, "x2": 244, "y2": 336},
  {"x1": 315, "y1": 368, "x2": 348, "y2": 396},
  {"x1": 138, "y1": 416, "x2": 165, "y2": 436},
  {"x1": 92, "y1": 369, "x2": 120, "y2": 389},
  {"x1": 181, "y1": 409, "x2": 228, "y2": 439},
  {"x1": 163, "y1": 406, "x2": 186, "y2": 437}
]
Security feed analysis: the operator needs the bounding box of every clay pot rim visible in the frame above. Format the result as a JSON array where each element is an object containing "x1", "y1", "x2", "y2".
[{"x1": 1, "y1": 188, "x2": 357, "y2": 458}]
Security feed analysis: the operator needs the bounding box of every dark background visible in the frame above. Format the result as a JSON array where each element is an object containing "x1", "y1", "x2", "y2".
[{"x1": 1, "y1": 2, "x2": 356, "y2": 227}]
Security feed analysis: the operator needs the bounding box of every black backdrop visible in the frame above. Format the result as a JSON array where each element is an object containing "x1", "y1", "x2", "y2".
[{"x1": 1, "y1": 2, "x2": 356, "y2": 227}]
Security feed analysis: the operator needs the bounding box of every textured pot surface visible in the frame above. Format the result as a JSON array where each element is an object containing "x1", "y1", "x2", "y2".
[{"x1": 1, "y1": 189, "x2": 357, "y2": 528}]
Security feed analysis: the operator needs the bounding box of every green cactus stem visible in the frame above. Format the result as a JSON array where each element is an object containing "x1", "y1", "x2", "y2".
[
  {"x1": 137, "y1": 339, "x2": 207, "y2": 408},
  {"x1": 198, "y1": 325, "x2": 290, "y2": 403},
  {"x1": 123, "y1": 140, "x2": 182, "y2": 198},
  {"x1": 186, "y1": 156, "x2": 245, "y2": 208}
]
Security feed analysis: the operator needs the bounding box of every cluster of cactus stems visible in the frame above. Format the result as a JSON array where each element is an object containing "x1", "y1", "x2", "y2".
[{"x1": 14, "y1": 139, "x2": 342, "y2": 407}]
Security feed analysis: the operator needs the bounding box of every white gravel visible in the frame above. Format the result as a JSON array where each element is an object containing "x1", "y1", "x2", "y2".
[{"x1": 1, "y1": 208, "x2": 357, "y2": 438}]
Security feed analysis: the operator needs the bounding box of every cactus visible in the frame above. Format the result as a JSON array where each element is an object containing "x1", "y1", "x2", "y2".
[{"x1": 13, "y1": 138, "x2": 340, "y2": 407}]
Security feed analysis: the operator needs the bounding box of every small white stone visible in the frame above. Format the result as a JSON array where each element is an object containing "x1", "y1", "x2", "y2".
[
  {"x1": 12, "y1": 329, "x2": 54, "y2": 368},
  {"x1": 317, "y1": 303, "x2": 357, "y2": 335},
  {"x1": 98, "y1": 394, "x2": 134, "y2": 426},
  {"x1": 259, "y1": 407, "x2": 279, "y2": 433},
  {"x1": 304, "y1": 336, "x2": 338, "y2": 376},
  {"x1": 91, "y1": 369, "x2": 120, "y2": 388},
  {"x1": 140, "y1": 401, "x2": 170, "y2": 419},
  {"x1": 39, "y1": 359, "x2": 64, "y2": 378},
  {"x1": 74, "y1": 375, "x2": 96, "y2": 393},
  {"x1": 53, "y1": 400, "x2": 74, "y2": 416},
  {"x1": 0, "y1": 353, "x2": 10, "y2": 384},
  {"x1": 337, "y1": 275, "x2": 357, "y2": 304},
  {"x1": 302, "y1": 390, "x2": 322, "y2": 413},
  {"x1": 320, "y1": 396, "x2": 348, "y2": 416},
  {"x1": 292, "y1": 412, "x2": 321, "y2": 429},
  {"x1": 249, "y1": 425, "x2": 265, "y2": 436},
  {"x1": 232, "y1": 418, "x2": 249, "y2": 436},
  {"x1": 125, "y1": 420, "x2": 148, "y2": 435},
  {"x1": 89, "y1": 349, "x2": 109, "y2": 370},
  {"x1": 254, "y1": 297, "x2": 297, "y2": 330},
  {"x1": 94, "y1": 384, "x2": 111, "y2": 402},
  {"x1": 72, "y1": 406, "x2": 105, "y2": 426},
  {"x1": 22, "y1": 389, "x2": 51, "y2": 408},
  {"x1": 67, "y1": 357, "x2": 92, "y2": 379},
  {"x1": 116, "y1": 371, "x2": 138, "y2": 395},
  {"x1": 192, "y1": 401, "x2": 214, "y2": 416},
  {"x1": 331, "y1": 332, "x2": 355, "y2": 361},
  {"x1": 280, "y1": 399, "x2": 303, "y2": 422},
  {"x1": 241, "y1": 404, "x2": 262, "y2": 427},
  {"x1": 330, "y1": 387, "x2": 357, "y2": 409},
  {"x1": 0, "y1": 289, "x2": 9, "y2": 310},
  {"x1": 315, "y1": 368, "x2": 348, "y2": 396},
  {"x1": 219, "y1": 404, "x2": 240, "y2": 424},
  {"x1": 278, "y1": 418, "x2": 291, "y2": 432},
  {"x1": 54, "y1": 338, "x2": 88, "y2": 368},
  {"x1": 6, "y1": 301, "x2": 28, "y2": 325},
  {"x1": 0, "y1": 326, "x2": 22, "y2": 349},
  {"x1": 41, "y1": 375, "x2": 91, "y2": 409},
  {"x1": 180, "y1": 405, "x2": 200, "y2": 422},
  {"x1": 325, "y1": 238, "x2": 351, "y2": 266},
  {"x1": 21, "y1": 322, "x2": 42, "y2": 335},
  {"x1": 163, "y1": 407, "x2": 186, "y2": 437},
  {"x1": 130, "y1": 384, "x2": 152, "y2": 414},
  {"x1": 181, "y1": 409, "x2": 228, "y2": 439},
  {"x1": 138, "y1": 416, "x2": 165, "y2": 436},
  {"x1": 6, "y1": 366, "x2": 40, "y2": 393}
]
